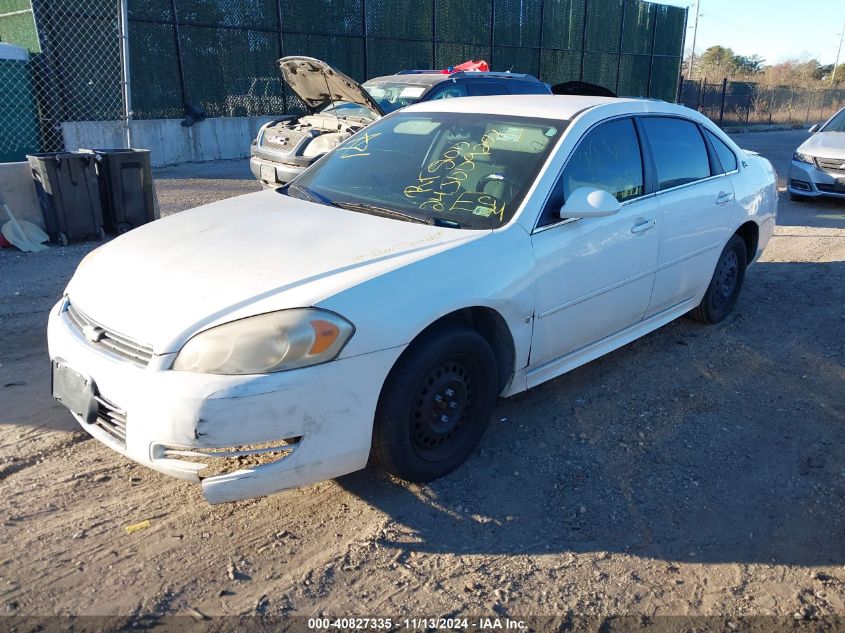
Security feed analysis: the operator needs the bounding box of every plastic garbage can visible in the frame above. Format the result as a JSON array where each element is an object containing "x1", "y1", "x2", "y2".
[
  {"x1": 81, "y1": 148, "x2": 158, "y2": 235},
  {"x1": 27, "y1": 152, "x2": 105, "y2": 246}
]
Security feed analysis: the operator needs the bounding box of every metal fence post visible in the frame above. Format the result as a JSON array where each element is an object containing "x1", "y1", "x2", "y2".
[
  {"x1": 168, "y1": 0, "x2": 188, "y2": 113},
  {"x1": 697, "y1": 77, "x2": 704, "y2": 112},
  {"x1": 361, "y1": 0, "x2": 368, "y2": 77},
  {"x1": 718, "y1": 77, "x2": 727, "y2": 126},
  {"x1": 118, "y1": 0, "x2": 132, "y2": 148},
  {"x1": 804, "y1": 92, "x2": 812, "y2": 124},
  {"x1": 768, "y1": 90, "x2": 774, "y2": 125},
  {"x1": 275, "y1": 0, "x2": 285, "y2": 114},
  {"x1": 787, "y1": 88, "x2": 795, "y2": 125}
]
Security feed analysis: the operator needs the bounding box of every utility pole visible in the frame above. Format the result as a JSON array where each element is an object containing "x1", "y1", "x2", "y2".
[
  {"x1": 832, "y1": 22, "x2": 844, "y2": 85},
  {"x1": 688, "y1": 0, "x2": 702, "y2": 79}
]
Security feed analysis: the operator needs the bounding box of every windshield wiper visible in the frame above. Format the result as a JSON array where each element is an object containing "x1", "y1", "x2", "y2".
[
  {"x1": 287, "y1": 183, "x2": 337, "y2": 207},
  {"x1": 334, "y1": 201, "x2": 460, "y2": 227},
  {"x1": 287, "y1": 188, "x2": 462, "y2": 228}
]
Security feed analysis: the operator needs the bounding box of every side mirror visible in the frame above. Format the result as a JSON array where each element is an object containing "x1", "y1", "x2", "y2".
[
  {"x1": 560, "y1": 187, "x2": 621, "y2": 219},
  {"x1": 809, "y1": 124, "x2": 819, "y2": 134}
]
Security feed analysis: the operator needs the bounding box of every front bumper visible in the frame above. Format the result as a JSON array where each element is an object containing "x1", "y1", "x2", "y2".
[
  {"x1": 249, "y1": 146, "x2": 312, "y2": 187},
  {"x1": 47, "y1": 299, "x2": 404, "y2": 503},
  {"x1": 787, "y1": 159, "x2": 845, "y2": 199}
]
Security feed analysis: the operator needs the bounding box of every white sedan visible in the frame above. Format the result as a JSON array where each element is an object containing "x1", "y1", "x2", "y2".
[
  {"x1": 788, "y1": 106, "x2": 845, "y2": 199},
  {"x1": 48, "y1": 95, "x2": 777, "y2": 503}
]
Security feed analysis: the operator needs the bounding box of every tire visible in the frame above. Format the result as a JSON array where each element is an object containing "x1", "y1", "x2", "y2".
[
  {"x1": 689, "y1": 235, "x2": 748, "y2": 324},
  {"x1": 371, "y1": 324, "x2": 498, "y2": 483}
]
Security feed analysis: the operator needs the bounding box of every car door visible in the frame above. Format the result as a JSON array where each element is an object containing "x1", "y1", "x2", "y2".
[
  {"x1": 639, "y1": 116, "x2": 739, "y2": 318},
  {"x1": 529, "y1": 117, "x2": 660, "y2": 372}
]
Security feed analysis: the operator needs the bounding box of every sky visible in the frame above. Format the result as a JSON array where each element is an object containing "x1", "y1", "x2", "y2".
[{"x1": 657, "y1": 0, "x2": 845, "y2": 66}]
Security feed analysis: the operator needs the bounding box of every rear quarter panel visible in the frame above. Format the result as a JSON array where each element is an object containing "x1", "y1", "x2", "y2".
[{"x1": 731, "y1": 151, "x2": 778, "y2": 262}]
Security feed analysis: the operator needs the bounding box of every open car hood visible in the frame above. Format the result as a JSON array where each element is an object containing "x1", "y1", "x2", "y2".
[{"x1": 278, "y1": 56, "x2": 384, "y2": 117}]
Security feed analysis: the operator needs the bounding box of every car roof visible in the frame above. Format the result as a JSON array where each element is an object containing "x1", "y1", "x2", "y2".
[
  {"x1": 401, "y1": 94, "x2": 694, "y2": 121},
  {"x1": 364, "y1": 71, "x2": 541, "y2": 88}
]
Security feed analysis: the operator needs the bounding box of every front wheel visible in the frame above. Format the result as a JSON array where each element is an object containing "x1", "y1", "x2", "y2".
[
  {"x1": 371, "y1": 324, "x2": 498, "y2": 483},
  {"x1": 689, "y1": 235, "x2": 748, "y2": 324}
]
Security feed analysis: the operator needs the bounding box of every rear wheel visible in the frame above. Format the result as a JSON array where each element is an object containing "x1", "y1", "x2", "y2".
[
  {"x1": 689, "y1": 235, "x2": 747, "y2": 324},
  {"x1": 371, "y1": 324, "x2": 498, "y2": 482}
]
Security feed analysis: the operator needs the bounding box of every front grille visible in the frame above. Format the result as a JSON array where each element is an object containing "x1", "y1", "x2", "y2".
[
  {"x1": 65, "y1": 303, "x2": 153, "y2": 366},
  {"x1": 815, "y1": 157, "x2": 845, "y2": 173},
  {"x1": 260, "y1": 127, "x2": 313, "y2": 154},
  {"x1": 816, "y1": 183, "x2": 835, "y2": 192},
  {"x1": 93, "y1": 393, "x2": 127, "y2": 447}
]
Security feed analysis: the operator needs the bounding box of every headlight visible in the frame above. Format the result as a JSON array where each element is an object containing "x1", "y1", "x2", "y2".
[
  {"x1": 793, "y1": 151, "x2": 815, "y2": 165},
  {"x1": 172, "y1": 309, "x2": 354, "y2": 375}
]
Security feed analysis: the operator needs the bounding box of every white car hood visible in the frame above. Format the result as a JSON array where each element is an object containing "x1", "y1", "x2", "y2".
[
  {"x1": 799, "y1": 132, "x2": 845, "y2": 159},
  {"x1": 66, "y1": 190, "x2": 486, "y2": 354}
]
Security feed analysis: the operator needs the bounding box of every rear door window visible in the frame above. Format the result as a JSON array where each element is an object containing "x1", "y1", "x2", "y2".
[
  {"x1": 506, "y1": 82, "x2": 551, "y2": 95},
  {"x1": 468, "y1": 82, "x2": 508, "y2": 96},
  {"x1": 641, "y1": 117, "x2": 711, "y2": 190},
  {"x1": 705, "y1": 129, "x2": 738, "y2": 173},
  {"x1": 430, "y1": 84, "x2": 468, "y2": 100}
]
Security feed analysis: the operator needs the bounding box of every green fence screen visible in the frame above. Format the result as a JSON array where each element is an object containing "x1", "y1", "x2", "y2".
[{"x1": 125, "y1": 0, "x2": 686, "y2": 120}]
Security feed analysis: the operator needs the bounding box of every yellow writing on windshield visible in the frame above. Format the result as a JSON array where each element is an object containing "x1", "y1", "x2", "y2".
[
  {"x1": 403, "y1": 129, "x2": 508, "y2": 222},
  {"x1": 338, "y1": 132, "x2": 381, "y2": 159}
]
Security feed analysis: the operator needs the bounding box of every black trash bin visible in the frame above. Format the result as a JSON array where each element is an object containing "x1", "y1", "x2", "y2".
[
  {"x1": 81, "y1": 148, "x2": 158, "y2": 235},
  {"x1": 27, "y1": 152, "x2": 105, "y2": 246}
]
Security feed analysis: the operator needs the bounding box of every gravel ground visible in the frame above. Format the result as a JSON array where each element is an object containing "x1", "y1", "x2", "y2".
[{"x1": 0, "y1": 130, "x2": 843, "y2": 625}]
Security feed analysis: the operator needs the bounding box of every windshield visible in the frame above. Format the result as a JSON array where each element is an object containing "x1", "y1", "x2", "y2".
[
  {"x1": 821, "y1": 108, "x2": 845, "y2": 132},
  {"x1": 289, "y1": 112, "x2": 565, "y2": 229},
  {"x1": 318, "y1": 101, "x2": 378, "y2": 119},
  {"x1": 363, "y1": 81, "x2": 430, "y2": 113}
]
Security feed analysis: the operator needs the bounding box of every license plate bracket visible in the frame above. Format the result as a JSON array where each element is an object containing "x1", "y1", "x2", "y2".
[
  {"x1": 260, "y1": 163, "x2": 276, "y2": 183},
  {"x1": 52, "y1": 359, "x2": 97, "y2": 424}
]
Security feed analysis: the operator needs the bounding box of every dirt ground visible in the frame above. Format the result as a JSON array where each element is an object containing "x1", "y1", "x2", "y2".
[{"x1": 1, "y1": 129, "x2": 843, "y2": 625}]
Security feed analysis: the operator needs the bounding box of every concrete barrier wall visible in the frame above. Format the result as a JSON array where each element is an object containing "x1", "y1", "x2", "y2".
[
  {"x1": 0, "y1": 160, "x2": 44, "y2": 230},
  {"x1": 62, "y1": 116, "x2": 275, "y2": 167}
]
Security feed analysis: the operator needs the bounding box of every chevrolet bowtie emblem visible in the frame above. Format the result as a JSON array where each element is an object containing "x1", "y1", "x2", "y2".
[{"x1": 82, "y1": 324, "x2": 105, "y2": 343}]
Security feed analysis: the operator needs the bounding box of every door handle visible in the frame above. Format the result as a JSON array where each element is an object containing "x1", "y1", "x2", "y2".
[
  {"x1": 630, "y1": 218, "x2": 656, "y2": 235},
  {"x1": 715, "y1": 191, "x2": 734, "y2": 205}
]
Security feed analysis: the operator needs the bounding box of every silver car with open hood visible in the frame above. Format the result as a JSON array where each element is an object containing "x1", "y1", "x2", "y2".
[{"x1": 250, "y1": 56, "x2": 383, "y2": 187}]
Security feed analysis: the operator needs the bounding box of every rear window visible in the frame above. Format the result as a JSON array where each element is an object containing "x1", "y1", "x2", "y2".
[
  {"x1": 705, "y1": 129, "x2": 738, "y2": 173},
  {"x1": 641, "y1": 117, "x2": 711, "y2": 190}
]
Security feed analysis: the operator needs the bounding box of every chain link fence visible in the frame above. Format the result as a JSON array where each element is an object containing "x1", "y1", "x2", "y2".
[
  {"x1": 679, "y1": 78, "x2": 845, "y2": 128},
  {"x1": 1, "y1": 0, "x2": 687, "y2": 163},
  {"x1": 0, "y1": 0, "x2": 127, "y2": 161}
]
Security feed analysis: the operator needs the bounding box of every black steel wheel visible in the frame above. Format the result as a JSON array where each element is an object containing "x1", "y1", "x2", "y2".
[
  {"x1": 689, "y1": 235, "x2": 748, "y2": 324},
  {"x1": 372, "y1": 324, "x2": 498, "y2": 482}
]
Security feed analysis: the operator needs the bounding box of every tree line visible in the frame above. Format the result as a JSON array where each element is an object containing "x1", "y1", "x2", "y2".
[{"x1": 685, "y1": 45, "x2": 845, "y2": 88}]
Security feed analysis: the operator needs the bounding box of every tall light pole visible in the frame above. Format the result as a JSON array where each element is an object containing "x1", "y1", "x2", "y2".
[
  {"x1": 832, "y1": 22, "x2": 845, "y2": 85},
  {"x1": 688, "y1": 0, "x2": 702, "y2": 79}
]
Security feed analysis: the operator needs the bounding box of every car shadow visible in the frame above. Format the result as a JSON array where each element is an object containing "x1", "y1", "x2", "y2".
[
  {"x1": 337, "y1": 260, "x2": 845, "y2": 566},
  {"x1": 777, "y1": 192, "x2": 845, "y2": 230}
]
